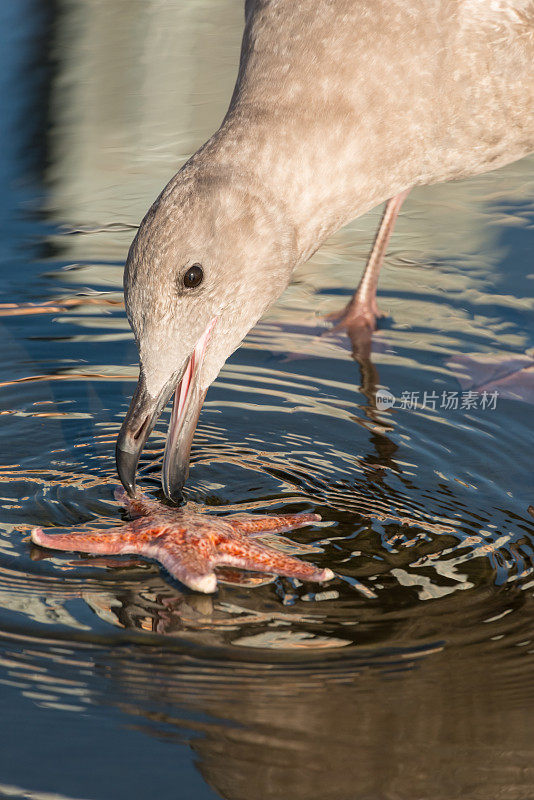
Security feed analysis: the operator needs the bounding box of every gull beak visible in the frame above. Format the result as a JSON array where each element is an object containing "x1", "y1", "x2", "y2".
[
  {"x1": 161, "y1": 318, "x2": 216, "y2": 502},
  {"x1": 116, "y1": 317, "x2": 216, "y2": 503}
]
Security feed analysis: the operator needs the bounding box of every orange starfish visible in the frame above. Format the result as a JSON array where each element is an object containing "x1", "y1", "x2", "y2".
[{"x1": 31, "y1": 488, "x2": 334, "y2": 593}]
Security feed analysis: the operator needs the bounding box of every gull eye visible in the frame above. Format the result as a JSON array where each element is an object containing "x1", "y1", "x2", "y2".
[{"x1": 183, "y1": 264, "x2": 203, "y2": 289}]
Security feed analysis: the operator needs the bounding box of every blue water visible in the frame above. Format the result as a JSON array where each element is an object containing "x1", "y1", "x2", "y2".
[{"x1": 0, "y1": 2, "x2": 533, "y2": 799}]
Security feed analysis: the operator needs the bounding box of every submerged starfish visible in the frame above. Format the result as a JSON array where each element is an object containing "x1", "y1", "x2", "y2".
[{"x1": 31, "y1": 488, "x2": 334, "y2": 593}]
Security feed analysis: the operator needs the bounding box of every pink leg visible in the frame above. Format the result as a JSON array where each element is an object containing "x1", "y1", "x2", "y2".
[{"x1": 331, "y1": 189, "x2": 410, "y2": 358}]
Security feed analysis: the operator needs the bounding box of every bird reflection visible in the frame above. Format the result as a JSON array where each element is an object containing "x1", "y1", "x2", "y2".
[{"x1": 32, "y1": 593, "x2": 532, "y2": 800}]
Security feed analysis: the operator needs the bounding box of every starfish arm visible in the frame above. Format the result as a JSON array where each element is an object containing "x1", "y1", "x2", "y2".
[
  {"x1": 154, "y1": 541, "x2": 217, "y2": 594},
  {"x1": 31, "y1": 524, "x2": 141, "y2": 556},
  {"x1": 216, "y1": 538, "x2": 334, "y2": 584},
  {"x1": 228, "y1": 512, "x2": 321, "y2": 535}
]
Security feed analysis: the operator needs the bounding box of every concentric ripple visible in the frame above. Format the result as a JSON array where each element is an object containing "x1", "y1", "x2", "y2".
[{"x1": 0, "y1": 283, "x2": 533, "y2": 656}]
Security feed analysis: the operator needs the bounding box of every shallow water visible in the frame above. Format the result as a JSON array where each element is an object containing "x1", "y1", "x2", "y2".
[{"x1": 0, "y1": 2, "x2": 533, "y2": 798}]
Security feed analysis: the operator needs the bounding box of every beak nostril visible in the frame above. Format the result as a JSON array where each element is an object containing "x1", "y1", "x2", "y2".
[{"x1": 133, "y1": 415, "x2": 150, "y2": 441}]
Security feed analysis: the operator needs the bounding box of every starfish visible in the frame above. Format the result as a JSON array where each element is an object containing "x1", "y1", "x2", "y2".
[{"x1": 31, "y1": 488, "x2": 334, "y2": 593}]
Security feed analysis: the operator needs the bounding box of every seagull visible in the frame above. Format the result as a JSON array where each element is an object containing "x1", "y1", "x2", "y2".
[{"x1": 116, "y1": 0, "x2": 534, "y2": 502}]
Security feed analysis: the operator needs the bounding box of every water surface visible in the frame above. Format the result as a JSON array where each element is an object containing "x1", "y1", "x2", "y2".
[{"x1": 0, "y1": 2, "x2": 533, "y2": 799}]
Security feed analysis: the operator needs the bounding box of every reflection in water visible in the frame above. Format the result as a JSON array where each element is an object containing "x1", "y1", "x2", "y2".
[
  {"x1": 0, "y1": 1, "x2": 533, "y2": 799},
  {"x1": 1, "y1": 626, "x2": 534, "y2": 800}
]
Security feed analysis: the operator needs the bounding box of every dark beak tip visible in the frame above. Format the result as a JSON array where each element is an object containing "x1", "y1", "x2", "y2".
[
  {"x1": 115, "y1": 444, "x2": 139, "y2": 498},
  {"x1": 169, "y1": 489, "x2": 185, "y2": 506},
  {"x1": 124, "y1": 480, "x2": 137, "y2": 498},
  {"x1": 162, "y1": 478, "x2": 185, "y2": 506},
  {"x1": 115, "y1": 375, "x2": 176, "y2": 500}
]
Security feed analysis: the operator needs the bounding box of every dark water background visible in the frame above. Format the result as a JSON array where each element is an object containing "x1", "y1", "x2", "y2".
[{"x1": 0, "y1": 2, "x2": 533, "y2": 798}]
